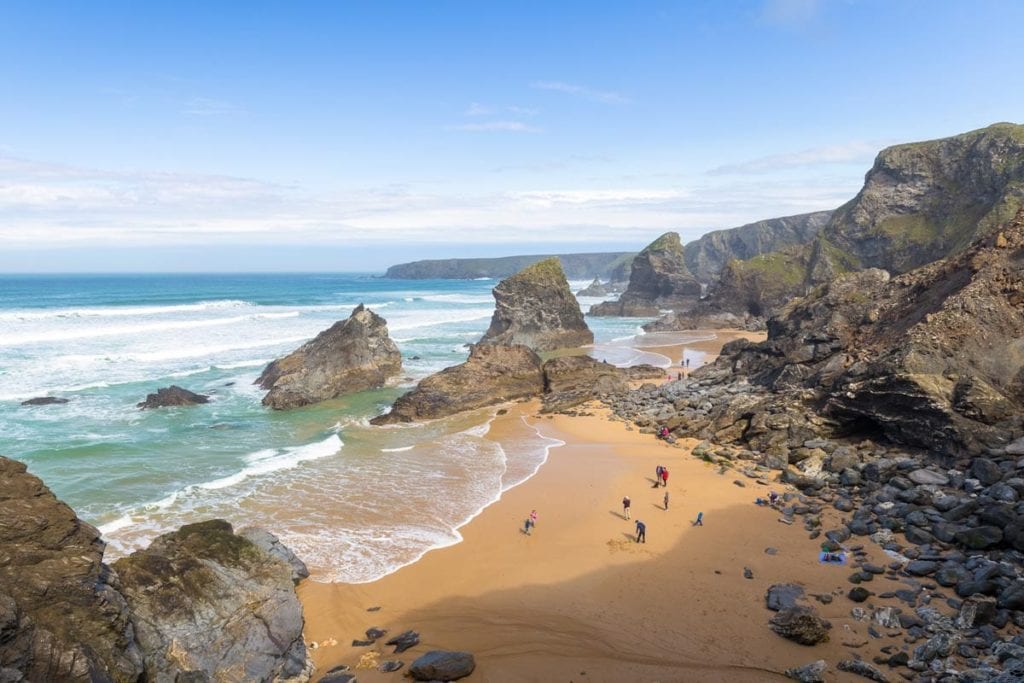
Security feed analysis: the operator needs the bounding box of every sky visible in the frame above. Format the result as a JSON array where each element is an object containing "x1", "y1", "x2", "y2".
[{"x1": 1, "y1": 0, "x2": 1023, "y2": 272}]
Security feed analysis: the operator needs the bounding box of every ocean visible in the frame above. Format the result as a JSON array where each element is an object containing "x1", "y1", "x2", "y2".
[{"x1": 0, "y1": 273, "x2": 682, "y2": 583}]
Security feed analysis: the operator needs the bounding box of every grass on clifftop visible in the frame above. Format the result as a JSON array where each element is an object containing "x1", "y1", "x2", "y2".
[
  {"x1": 644, "y1": 231, "x2": 681, "y2": 253},
  {"x1": 513, "y1": 256, "x2": 568, "y2": 284},
  {"x1": 734, "y1": 250, "x2": 806, "y2": 288}
]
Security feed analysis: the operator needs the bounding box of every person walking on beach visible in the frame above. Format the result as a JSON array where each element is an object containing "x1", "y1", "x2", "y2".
[
  {"x1": 654, "y1": 465, "x2": 663, "y2": 488},
  {"x1": 664, "y1": 491, "x2": 670, "y2": 510},
  {"x1": 693, "y1": 511, "x2": 703, "y2": 526},
  {"x1": 622, "y1": 495, "x2": 631, "y2": 519},
  {"x1": 685, "y1": 357, "x2": 690, "y2": 368},
  {"x1": 524, "y1": 509, "x2": 538, "y2": 535},
  {"x1": 661, "y1": 467, "x2": 669, "y2": 487},
  {"x1": 635, "y1": 520, "x2": 646, "y2": 543}
]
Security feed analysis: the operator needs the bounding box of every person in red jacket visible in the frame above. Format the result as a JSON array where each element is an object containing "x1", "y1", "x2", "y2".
[{"x1": 661, "y1": 468, "x2": 669, "y2": 487}]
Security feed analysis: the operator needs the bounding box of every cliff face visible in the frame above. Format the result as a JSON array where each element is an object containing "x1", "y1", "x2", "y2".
[
  {"x1": 385, "y1": 252, "x2": 635, "y2": 280},
  {"x1": 589, "y1": 232, "x2": 701, "y2": 316},
  {"x1": 683, "y1": 211, "x2": 832, "y2": 283},
  {"x1": 478, "y1": 258, "x2": 593, "y2": 352},
  {"x1": 258, "y1": 304, "x2": 402, "y2": 410}
]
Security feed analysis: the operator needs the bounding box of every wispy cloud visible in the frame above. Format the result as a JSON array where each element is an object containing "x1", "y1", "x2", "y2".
[
  {"x1": 707, "y1": 141, "x2": 882, "y2": 175},
  {"x1": 181, "y1": 97, "x2": 245, "y2": 116},
  {"x1": 449, "y1": 120, "x2": 542, "y2": 133},
  {"x1": 530, "y1": 80, "x2": 630, "y2": 104},
  {"x1": 760, "y1": 0, "x2": 822, "y2": 28},
  {"x1": 464, "y1": 102, "x2": 493, "y2": 116}
]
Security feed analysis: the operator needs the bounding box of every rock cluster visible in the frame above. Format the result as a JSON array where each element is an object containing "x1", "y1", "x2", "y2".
[
  {"x1": 478, "y1": 258, "x2": 593, "y2": 352},
  {"x1": 258, "y1": 304, "x2": 401, "y2": 410},
  {"x1": 576, "y1": 278, "x2": 610, "y2": 297},
  {"x1": 0, "y1": 455, "x2": 311, "y2": 683},
  {"x1": 137, "y1": 385, "x2": 209, "y2": 409},
  {"x1": 590, "y1": 232, "x2": 701, "y2": 316}
]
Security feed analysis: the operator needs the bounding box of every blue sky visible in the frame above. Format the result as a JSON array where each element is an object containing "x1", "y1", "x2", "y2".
[{"x1": 1, "y1": 0, "x2": 1022, "y2": 272}]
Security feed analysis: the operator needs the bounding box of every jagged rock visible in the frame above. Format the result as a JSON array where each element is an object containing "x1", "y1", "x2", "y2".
[
  {"x1": 137, "y1": 385, "x2": 209, "y2": 409},
  {"x1": 19, "y1": 396, "x2": 69, "y2": 406},
  {"x1": 258, "y1": 304, "x2": 401, "y2": 409},
  {"x1": 408, "y1": 650, "x2": 475, "y2": 681},
  {"x1": 114, "y1": 520, "x2": 309, "y2": 683},
  {"x1": 378, "y1": 660, "x2": 404, "y2": 673},
  {"x1": 540, "y1": 355, "x2": 662, "y2": 412},
  {"x1": 320, "y1": 665, "x2": 355, "y2": 683},
  {"x1": 590, "y1": 232, "x2": 701, "y2": 316},
  {"x1": 238, "y1": 527, "x2": 310, "y2": 584},
  {"x1": 0, "y1": 456, "x2": 144, "y2": 682},
  {"x1": 478, "y1": 258, "x2": 593, "y2": 351},
  {"x1": 576, "y1": 278, "x2": 610, "y2": 297},
  {"x1": 769, "y1": 606, "x2": 831, "y2": 645},
  {"x1": 784, "y1": 660, "x2": 828, "y2": 683},
  {"x1": 371, "y1": 344, "x2": 544, "y2": 424},
  {"x1": 837, "y1": 659, "x2": 889, "y2": 682},
  {"x1": 384, "y1": 630, "x2": 420, "y2": 654}
]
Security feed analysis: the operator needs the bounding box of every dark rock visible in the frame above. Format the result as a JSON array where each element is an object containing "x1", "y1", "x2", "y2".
[
  {"x1": 114, "y1": 520, "x2": 309, "y2": 682},
  {"x1": 0, "y1": 456, "x2": 144, "y2": 682},
  {"x1": 351, "y1": 639, "x2": 374, "y2": 647},
  {"x1": 837, "y1": 658, "x2": 889, "y2": 682},
  {"x1": 769, "y1": 607, "x2": 832, "y2": 645},
  {"x1": 958, "y1": 598, "x2": 998, "y2": 628},
  {"x1": 378, "y1": 660, "x2": 404, "y2": 673},
  {"x1": 372, "y1": 344, "x2": 544, "y2": 424},
  {"x1": 766, "y1": 583, "x2": 805, "y2": 611},
  {"x1": 320, "y1": 665, "x2": 356, "y2": 683},
  {"x1": 743, "y1": 567, "x2": 753, "y2": 579},
  {"x1": 971, "y1": 458, "x2": 1004, "y2": 486},
  {"x1": 258, "y1": 304, "x2": 401, "y2": 409},
  {"x1": 784, "y1": 659, "x2": 828, "y2": 683},
  {"x1": 848, "y1": 587, "x2": 872, "y2": 603},
  {"x1": 955, "y1": 525, "x2": 1004, "y2": 549},
  {"x1": 365, "y1": 627, "x2": 387, "y2": 641},
  {"x1": 479, "y1": 258, "x2": 593, "y2": 351},
  {"x1": 907, "y1": 469, "x2": 949, "y2": 486},
  {"x1": 137, "y1": 385, "x2": 209, "y2": 409},
  {"x1": 19, "y1": 396, "x2": 69, "y2": 406},
  {"x1": 408, "y1": 650, "x2": 476, "y2": 681},
  {"x1": 905, "y1": 560, "x2": 938, "y2": 576},
  {"x1": 997, "y1": 580, "x2": 1024, "y2": 610},
  {"x1": 385, "y1": 630, "x2": 420, "y2": 654}
]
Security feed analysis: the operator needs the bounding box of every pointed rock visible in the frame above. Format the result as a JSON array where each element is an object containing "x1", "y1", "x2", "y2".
[{"x1": 590, "y1": 232, "x2": 701, "y2": 316}]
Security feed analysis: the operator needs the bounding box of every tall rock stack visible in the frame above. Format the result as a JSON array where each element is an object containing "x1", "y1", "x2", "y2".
[
  {"x1": 589, "y1": 232, "x2": 702, "y2": 316},
  {"x1": 478, "y1": 257, "x2": 594, "y2": 352},
  {"x1": 257, "y1": 304, "x2": 402, "y2": 409}
]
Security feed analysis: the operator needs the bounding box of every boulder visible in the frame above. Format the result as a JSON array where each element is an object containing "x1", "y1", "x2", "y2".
[
  {"x1": 769, "y1": 606, "x2": 831, "y2": 645},
  {"x1": 137, "y1": 385, "x2": 209, "y2": 409},
  {"x1": 837, "y1": 659, "x2": 888, "y2": 682},
  {"x1": 590, "y1": 232, "x2": 701, "y2": 316},
  {"x1": 113, "y1": 520, "x2": 309, "y2": 683},
  {"x1": 766, "y1": 583, "x2": 805, "y2": 611},
  {"x1": 19, "y1": 396, "x2": 69, "y2": 406},
  {"x1": 784, "y1": 660, "x2": 828, "y2": 683},
  {"x1": 371, "y1": 344, "x2": 544, "y2": 424},
  {"x1": 258, "y1": 304, "x2": 401, "y2": 409},
  {"x1": 238, "y1": 527, "x2": 310, "y2": 584},
  {"x1": 478, "y1": 258, "x2": 593, "y2": 351},
  {"x1": 408, "y1": 650, "x2": 475, "y2": 681},
  {"x1": 0, "y1": 456, "x2": 144, "y2": 682}
]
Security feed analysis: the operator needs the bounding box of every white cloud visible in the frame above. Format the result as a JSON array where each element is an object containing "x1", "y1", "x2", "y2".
[
  {"x1": 760, "y1": 0, "x2": 821, "y2": 28},
  {"x1": 448, "y1": 120, "x2": 542, "y2": 133},
  {"x1": 530, "y1": 81, "x2": 630, "y2": 104},
  {"x1": 707, "y1": 141, "x2": 882, "y2": 175},
  {"x1": 464, "y1": 102, "x2": 493, "y2": 116}
]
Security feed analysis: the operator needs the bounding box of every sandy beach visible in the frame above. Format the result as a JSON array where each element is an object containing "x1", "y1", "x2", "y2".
[{"x1": 299, "y1": 330, "x2": 914, "y2": 681}]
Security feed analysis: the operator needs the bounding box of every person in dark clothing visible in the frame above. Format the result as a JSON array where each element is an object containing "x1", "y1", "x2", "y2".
[
  {"x1": 654, "y1": 465, "x2": 663, "y2": 487},
  {"x1": 685, "y1": 358, "x2": 690, "y2": 368},
  {"x1": 635, "y1": 520, "x2": 646, "y2": 543},
  {"x1": 693, "y1": 511, "x2": 703, "y2": 526},
  {"x1": 664, "y1": 491, "x2": 670, "y2": 510},
  {"x1": 622, "y1": 495, "x2": 631, "y2": 519}
]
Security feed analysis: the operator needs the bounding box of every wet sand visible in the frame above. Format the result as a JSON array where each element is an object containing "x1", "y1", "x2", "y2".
[{"x1": 299, "y1": 330, "x2": 912, "y2": 682}]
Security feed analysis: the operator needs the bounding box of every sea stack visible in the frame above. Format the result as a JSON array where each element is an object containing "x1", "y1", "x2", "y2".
[
  {"x1": 257, "y1": 304, "x2": 401, "y2": 410},
  {"x1": 589, "y1": 232, "x2": 701, "y2": 316},
  {"x1": 371, "y1": 343, "x2": 544, "y2": 424},
  {"x1": 478, "y1": 257, "x2": 593, "y2": 352}
]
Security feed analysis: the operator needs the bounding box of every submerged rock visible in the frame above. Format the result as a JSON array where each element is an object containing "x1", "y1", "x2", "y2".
[
  {"x1": 258, "y1": 304, "x2": 401, "y2": 409},
  {"x1": 137, "y1": 385, "x2": 209, "y2": 409},
  {"x1": 113, "y1": 520, "x2": 310, "y2": 683},
  {"x1": 19, "y1": 396, "x2": 69, "y2": 406},
  {"x1": 478, "y1": 257, "x2": 593, "y2": 352},
  {"x1": 371, "y1": 344, "x2": 544, "y2": 424}
]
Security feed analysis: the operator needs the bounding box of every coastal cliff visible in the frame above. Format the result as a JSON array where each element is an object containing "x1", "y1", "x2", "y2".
[
  {"x1": 478, "y1": 258, "x2": 593, "y2": 352},
  {"x1": 385, "y1": 252, "x2": 634, "y2": 280},
  {"x1": 589, "y1": 232, "x2": 701, "y2": 316},
  {"x1": 258, "y1": 304, "x2": 401, "y2": 410}
]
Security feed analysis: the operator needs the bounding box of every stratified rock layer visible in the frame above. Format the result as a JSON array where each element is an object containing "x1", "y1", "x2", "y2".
[
  {"x1": 0, "y1": 456, "x2": 144, "y2": 682},
  {"x1": 478, "y1": 258, "x2": 593, "y2": 352},
  {"x1": 258, "y1": 304, "x2": 401, "y2": 410},
  {"x1": 113, "y1": 520, "x2": 309, "y2": 683},
  {"x1": 371, "y1": 344, "x2": 545, "y2": 424},
  {"x1": 590, "y1": 232, "x2": 701, "y2": 316}
]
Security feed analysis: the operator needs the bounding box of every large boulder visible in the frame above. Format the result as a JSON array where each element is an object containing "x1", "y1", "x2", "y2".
[
  {"x1": 408, "y1": 651, "x2": 475, "y2": 681},
  {"x1": 590, "y1": 232, "x2": 701, "y2": 316},
  {"x1": 371, "y1": 344, "x2": 544, "y2": 424},
  {"x1": 137, "y1": 385, "x2": 209, "y2": 409},
  {"x1": 0, "y1": 456, "x2": 144, "y2": 682},
  {"x1": 113, "y1": 520, "x2": 309, "y2": 683},
  {"x1": 258, "y1": 304, "x2": 401, "y2": 410},
  {"x1": 768, "y1": 606, "x2": 832, "y2": 645},
  {"x1": 478, "y1": 258, "x2": 593, "y2": 352}
]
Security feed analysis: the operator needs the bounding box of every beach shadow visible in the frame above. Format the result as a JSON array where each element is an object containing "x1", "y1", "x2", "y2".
[
  {"x1": 652, "y1": 504, "x2": 667, "y2": 510},
  {"x1": 646, "y1": 477, "x2": 659, "y2": 486},
  {"x1": 609, "y1": 510, "x2": 629, "y2": 520},
  {"x1": 621, "y1": 532, "x2": 636, "y2": 542}
]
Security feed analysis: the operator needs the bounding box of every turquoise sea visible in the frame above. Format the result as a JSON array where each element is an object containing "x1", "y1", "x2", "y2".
[{"x1": 0, "y1": 273, "x2": 681, "y2": 582}]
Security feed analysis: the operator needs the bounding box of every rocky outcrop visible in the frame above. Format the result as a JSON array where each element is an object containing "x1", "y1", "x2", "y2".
[
  {"x1": 590, "y1": 232, "x2": 701, "y2": 316},
  {"x1": 0, "y1": 456, "x2": 144, "y2": 682},
  {"x1": 258, "y1": 304, "x2": 401, "y2": 410},
  {"x1": 113, "y1": 520, "x2": 309, "y2": 683},
  {"x1": 684, "y1": 211, "x2": 832, "y2": 283},
  {"x1": 576, "y1": 278, "x2": 609, "y2": 297},
  {"x1": 239, "y1": 527, "x2": 310, "y2": 585},
  {"x1": 371, "y1": 344, "x2": 544, "y2": 424},
  {"x1": 20, "y1": 396, "x2": 69, "y2": 406},
  {"x1": 478, "y1": 258, "x2": 593, "y2": 352},
  {"x1": 385, "y1": 252, "x2": 634, "y2": 280},
  {"x1": 642, "y1": 309, "x2": 765, "y2": 333},
  {"x1": 137, "y1": 385, "x2": 209, "y2": 409},
  {"x1": 541, "y1": 356, "x2": 664, "y2": 413}
]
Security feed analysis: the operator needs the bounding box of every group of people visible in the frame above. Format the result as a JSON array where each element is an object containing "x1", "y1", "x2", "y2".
[{"x1": 654, "y1": 464, "x2": 669, "y2": 487}]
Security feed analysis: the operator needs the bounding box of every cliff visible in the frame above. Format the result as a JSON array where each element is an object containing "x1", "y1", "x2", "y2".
[
  {"x1": 385, "y1": 252, "x2": 635, "y2": 280},
  {"x1": 478, "y1": 258, "x2": 593, "y2": 352},
  {"x1": 258, "y1": 304, "x2": 402, "y2": 410},
  {"x1": 589, "y1": 232, "x2": 701, "y2": 316}
]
